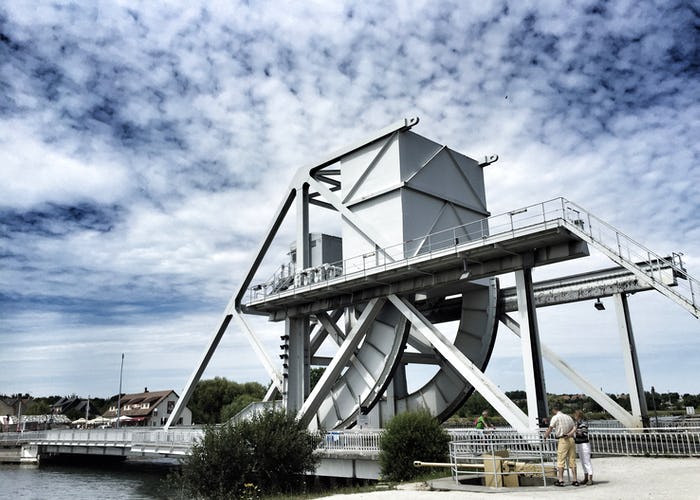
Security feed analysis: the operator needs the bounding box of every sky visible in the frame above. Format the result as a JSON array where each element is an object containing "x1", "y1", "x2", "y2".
[{"x1": 1, "y1": 0, "x2": 699, "y2": 402}]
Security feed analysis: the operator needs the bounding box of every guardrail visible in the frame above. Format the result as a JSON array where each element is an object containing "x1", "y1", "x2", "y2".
[
  {"x1": 243, "y1": 196, "x2": 699, "y2": 317},
  {"x1": 245, "y1": 197, "x2": 570, "y2": 304},
  {"x1": 316, "y1": 430, "x2": 383, "y2": 453},
  {"x1": 562, "y1": 199, "x2": 699, "y2": 317},
  {"x1": 447, "y1": 427, "x2": 700, "y2": 458},
  {"x1": 591, "y1": 427, "x2": 700, "y2": 457},
  {"x1": 4, "y1": 425, "x2": 699, "y2": 459}
]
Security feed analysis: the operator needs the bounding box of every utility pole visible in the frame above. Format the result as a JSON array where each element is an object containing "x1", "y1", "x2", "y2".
[{"x1": 116, "y1": 353, "x2": 124, "y2": 428}]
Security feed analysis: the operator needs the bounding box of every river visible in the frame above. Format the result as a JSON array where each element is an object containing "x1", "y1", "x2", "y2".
[{"x1": 0, "y1": 457, "x2": 181, "y2": 499}]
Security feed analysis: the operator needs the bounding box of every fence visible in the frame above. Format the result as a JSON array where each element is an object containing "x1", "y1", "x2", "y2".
[{"x1": 5, "y1": 425, "x2": 699, "y2": 460}]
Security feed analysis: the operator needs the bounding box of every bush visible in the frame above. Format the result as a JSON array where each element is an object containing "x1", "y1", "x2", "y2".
[
  {"x1": 379, "y1": 408, "x2": 450, "y2": 482},
  {"x1": 174, "y1": 408, "x2": 320, "y2": 498}
]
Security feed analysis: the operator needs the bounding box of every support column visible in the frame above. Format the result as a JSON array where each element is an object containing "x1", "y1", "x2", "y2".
[
  {"x1": 514, "y1": 267, "x2": 548, "y2": 430},
  {"x1": 500, "y1": 313, "x2": 640, "y2": 428},
  {"x1": 284, "y1": 182, "x2": 312, "y2": 414},
  {"x1": 286, "y1": 317, "x2": 310, "y2": 413},
  {"x1": 614, "y1": 293, "x2": 648, "y2": 427}
]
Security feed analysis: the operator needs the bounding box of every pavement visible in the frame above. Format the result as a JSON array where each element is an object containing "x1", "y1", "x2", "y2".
[{"x1": 319, "y1": 456, "x2": 700, "y2": 499}]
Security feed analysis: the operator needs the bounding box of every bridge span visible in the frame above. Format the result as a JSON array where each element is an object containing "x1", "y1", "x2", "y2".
[
  {"x1": 3, "y1": 424, "x2": 699, "y2": 480},
  {"x1": 2, "y1": 427, "x2": 383, "y2": 479}
]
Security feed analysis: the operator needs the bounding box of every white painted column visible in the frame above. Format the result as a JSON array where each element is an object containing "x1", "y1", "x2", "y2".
[
  {"x1": 514, "y1": 267, "x2": 548, "y2": 430},
  {"x1": 614, "y1": 293, "x2": 648, "y2": 427},
  {"x1": 286, "y1": 317, "x2": 310, "y2": 413},
  {"x1": 500, "y1": 313, "x2": 640, "y2": 428}
]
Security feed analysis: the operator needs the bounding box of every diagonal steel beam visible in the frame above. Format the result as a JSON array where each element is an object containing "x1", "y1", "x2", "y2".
[
  {"x1": 307, "y1": 177, "x2": 395, "y2": 262},
  {"x1": 387, "y1": 294, "x2": 530, "y2": 433},
  {"x1": 499, "y1": 313, "x2": 639, "y2": 427},
  {"x1": 297, "y1": 298, "x2": 386, "y2": 427}
]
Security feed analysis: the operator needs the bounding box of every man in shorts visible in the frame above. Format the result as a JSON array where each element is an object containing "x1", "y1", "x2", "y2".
[{"x1": 544, "y1": 404, "x2": 579, "y2": 486}]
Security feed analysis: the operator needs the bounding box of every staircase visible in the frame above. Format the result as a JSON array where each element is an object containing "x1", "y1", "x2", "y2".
[{"x1": 560, "y1": 199, "x2": 699, "y2": 319}]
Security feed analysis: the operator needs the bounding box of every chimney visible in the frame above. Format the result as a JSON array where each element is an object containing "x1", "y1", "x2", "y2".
[{"x1": 144, "y1": 387, "x2": 148, "y2": 393}]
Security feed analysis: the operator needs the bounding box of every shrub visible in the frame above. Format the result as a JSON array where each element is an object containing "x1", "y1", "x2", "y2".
[
  {"x1": 379, "y1": 408, "x2": 450, "y2": 482},
  {"x1": 174, "y1": 408, "x2": 320, "y2": 498}
]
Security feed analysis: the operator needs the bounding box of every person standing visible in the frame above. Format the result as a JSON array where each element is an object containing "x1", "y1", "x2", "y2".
[
  {"x1": 544, "y1": 405, "x2": 579, "y2": 487},
  {"x1": 573, "y1": 409, "x2": 593, "y2": 485}
]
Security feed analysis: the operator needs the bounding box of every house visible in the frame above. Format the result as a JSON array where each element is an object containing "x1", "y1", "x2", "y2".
[{"x1": 102, "y1": 389, "x2": 192, "y2": 427}]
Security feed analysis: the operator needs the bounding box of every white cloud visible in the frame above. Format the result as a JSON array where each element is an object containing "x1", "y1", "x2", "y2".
[{"x1": 1, "y1": 0, "x2": 698, "y2": 401}]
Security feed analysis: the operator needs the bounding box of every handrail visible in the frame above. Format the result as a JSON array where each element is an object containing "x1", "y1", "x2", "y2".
[
  {"x1": 243, "y1": 197, "x2": 699, "y2": 319},
  {"x1": 244, "y1": 197, "x2": 569, "y2": 303},
  {"x1": 8, "y1": 426, "x2": 700, "y2": 458},
  {"x1": 560, "y1": 199, "x2": 699, "y2": 318}
]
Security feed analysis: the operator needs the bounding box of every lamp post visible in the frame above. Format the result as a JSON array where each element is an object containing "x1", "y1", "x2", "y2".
[{"x1": 116, "y1": 353, "x2": 124, "y2": 429}]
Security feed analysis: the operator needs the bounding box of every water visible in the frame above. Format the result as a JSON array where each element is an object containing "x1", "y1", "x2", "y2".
[{"x1": 0, "y1": 458, "x2": 181, "y2": 499}]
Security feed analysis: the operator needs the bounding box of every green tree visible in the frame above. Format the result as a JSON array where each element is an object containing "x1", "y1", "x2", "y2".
[
  {"x1": 220, "y1": 393, "x2": 259, "y2": 422},
  {"x1": 456, "y1": 391, "x2": 493, "y2": 418},
  {"x1": 379, "y1": 408, "x2": 450, "y2": 482},
  {"x1": 175, "y1": 409, "x2": 320, "y2": 498},
  {"x1": 310, "y1": 367, "x2": 325, "y2": 391},
  {"x1": 189, "y1": 377, "x2": 266, "y2": 424},
  {"x1": 23, "y1": 399, "x2": 50, "y2": 415}
]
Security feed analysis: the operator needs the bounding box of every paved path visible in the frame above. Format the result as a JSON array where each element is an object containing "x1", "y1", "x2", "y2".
[{"x1": 321, "y1": 456, "x2": 700, "y2": 499}]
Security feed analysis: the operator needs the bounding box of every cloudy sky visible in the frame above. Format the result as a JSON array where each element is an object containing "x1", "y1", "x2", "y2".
[{"x1": 1, "y1": 0, "x2": 699, "y2": 402}]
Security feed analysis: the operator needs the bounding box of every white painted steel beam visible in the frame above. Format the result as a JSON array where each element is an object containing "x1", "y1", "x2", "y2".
[
  {"x1": 386, "y1": 294, "x2": 530, "y2": 433},
  {"x1": 614, "y1": 293, "x2": 648, "y2": 426},
  {"x1": 500, "y1": 313, "x2": 640, "y2": 428},
  {"x1": 514, "y1": 268, "x2": 548, "y2": 429},
  {"x1": 307, "y1": 177, "x2": 395, "y2": 262},
  {"x1": 165, "y1": 313, "x2": 233, "y2": 429},
  {"x1": 233, "y1": 311, "x2": 283, "y2": 390},
  {"x1": 297, "y1": 298, "x2": 386, "y2": 426}
]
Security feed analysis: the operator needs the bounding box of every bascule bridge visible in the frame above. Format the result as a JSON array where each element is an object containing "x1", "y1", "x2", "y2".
[{"x1": 167, "y1": 117, "x2": 699, "y2": 433}]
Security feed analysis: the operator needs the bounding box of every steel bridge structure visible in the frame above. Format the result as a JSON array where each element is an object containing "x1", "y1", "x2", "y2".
[{"x1": 164, "y1": 117, "x2": 698, "y2": 434}]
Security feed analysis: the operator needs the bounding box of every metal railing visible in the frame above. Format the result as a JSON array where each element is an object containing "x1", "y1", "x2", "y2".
[
  {"x1": 7, "y1": 425, "x2": 699, "y2": 459},
  {"x1": 244, "y1": 197, "x2": 699, "y2": 318},
  {"x1": 561, "y1": 199, "x2": 699, "y2": 317},
  {"x1": 448, "y1": 431, "x2": 556, "y2": 486},
  {"x1": 316, "y1": 430, "x2": 383, "y2": 454},
  {"x1": 24, "y1": 428, "x2": 135, "y2": 446},
  {"x1": 447, "y1": 427, "x2": 700, "y2": 458},
  {"x1": 245, "y1": 198, "x2": 571, "y2": 303},
  {"x1": 590, "y1": 426, "x2": 700, "y2": 457}
]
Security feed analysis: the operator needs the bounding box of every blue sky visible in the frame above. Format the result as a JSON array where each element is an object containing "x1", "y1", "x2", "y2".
[{"x1": 1, "y1": 0, "x2": 699, "y2": 400}]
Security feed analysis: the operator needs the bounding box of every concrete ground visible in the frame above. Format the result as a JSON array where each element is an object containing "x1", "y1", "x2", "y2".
[{"x1": 320, "y1": 456, "x2": 700, "y2": 499}]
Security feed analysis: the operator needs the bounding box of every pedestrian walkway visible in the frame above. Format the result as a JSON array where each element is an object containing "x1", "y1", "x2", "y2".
[{"x1": 321, "y1": 456, "x2": 700, "y2": 499}]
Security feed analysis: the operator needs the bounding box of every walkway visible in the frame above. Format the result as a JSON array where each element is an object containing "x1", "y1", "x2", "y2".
[{"x1": 321, "y1": 456, "x2": 700, "y2": 499}]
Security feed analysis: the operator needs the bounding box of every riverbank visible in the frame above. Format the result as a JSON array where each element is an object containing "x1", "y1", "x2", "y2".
[{"x1": 320, "y1": 456, "x2": 700, "y2": 499}]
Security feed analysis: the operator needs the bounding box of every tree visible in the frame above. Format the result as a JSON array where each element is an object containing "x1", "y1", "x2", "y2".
[
  {"x1": 189, "y1": 377, "x2": 266, "y2": 424},
  {"x1": 22, "y1": 399, "x2": 50, "y2": 415},
  {"x1": 310, "y1": 367, "x2": 325, "y2": 391},
  {"x1": 220, "y1": 393, "x2": 259, "y2": 422},
  {"x1": 456, "y1": 391, "x2": 493, "y2": 418},
  {"x1": 379, "y1": 408, "x2": 450, "y2": 482},
  {"x1": 175, "y1": 408, "x2": 320, "y2": 498}
]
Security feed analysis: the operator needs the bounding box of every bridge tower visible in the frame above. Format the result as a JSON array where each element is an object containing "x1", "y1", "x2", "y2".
[{"x1": 166, "y1": 118, "x2": 699, "y2": 433}]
